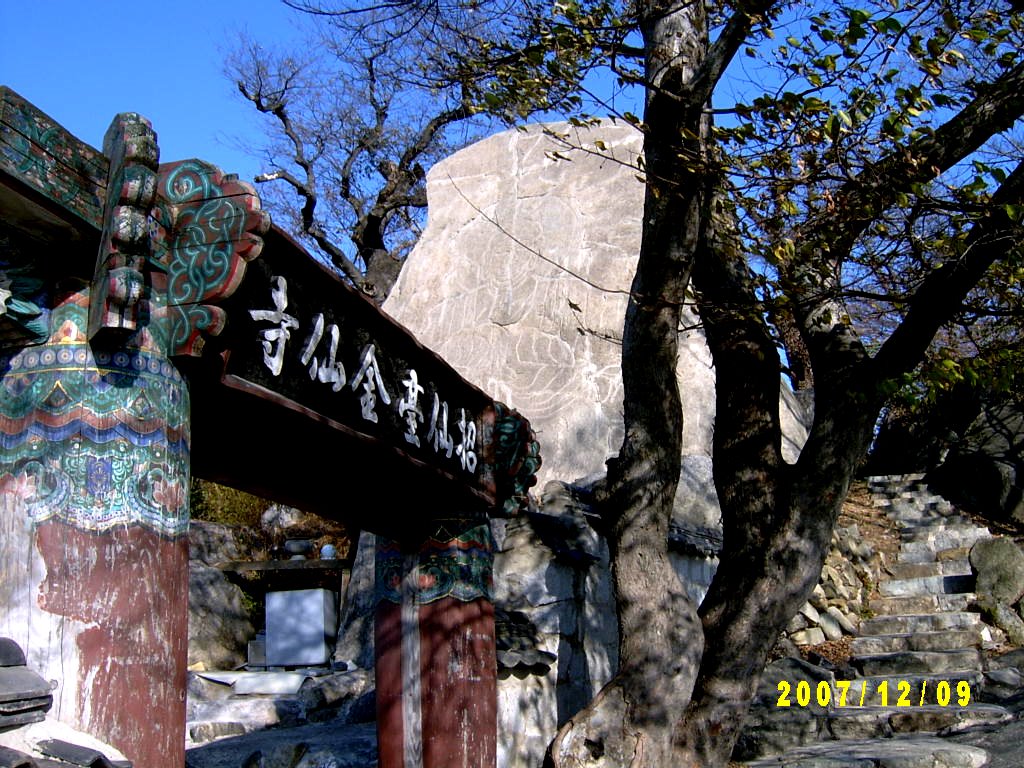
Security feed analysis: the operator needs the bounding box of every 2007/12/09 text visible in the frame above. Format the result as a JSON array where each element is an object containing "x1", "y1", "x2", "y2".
[{"x1": 776, "y1": 679, "x2": 971, "y2": 708}]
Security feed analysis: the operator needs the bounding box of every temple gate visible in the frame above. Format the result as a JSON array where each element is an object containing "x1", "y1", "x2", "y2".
[{"x1": 0, "y1": 88, "x2": 540, "y2": 768}]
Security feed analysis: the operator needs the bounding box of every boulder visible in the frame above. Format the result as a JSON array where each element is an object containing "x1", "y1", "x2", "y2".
[
  {"x1": 970, "y1": 537, "x2": 1024, "y2": 606},
  {"x1": 977, "y1": 599, "x2": 1024, "y2": 647},
  {"x1": 383, "y1": 122, "x2": 809, "y2": 530},
  {"x1": 333, "y1": 530, "x2": 377, "y2": 671},
  {"x1": 188, "y1": 563, "x2": 256, "y2": 671},
  {"x1": 929, "y1": 397, "x2": 1024, "y2": 524},
  {"x1": 189, "y1": 521, "x2": 245, "y2": 565},
  {"x1": 298, "y1": 668, "x2": 375, "y2": 724}
]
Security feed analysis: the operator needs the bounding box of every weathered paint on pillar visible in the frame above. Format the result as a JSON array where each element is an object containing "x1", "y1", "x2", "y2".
[
  {"x1": 375, "y1": 519, "x2": 498, "y2": 768},
  {"x1": 0, "y1": 289, "x2": 190, "y2": 764},
  {"x1": 0, "y1": 96, "x2": 266, "y2": 767}
]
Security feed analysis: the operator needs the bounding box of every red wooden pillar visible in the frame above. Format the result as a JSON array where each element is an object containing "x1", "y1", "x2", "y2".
[
  {"x1": 1, "y1": 102, "x2": 266, "y2": 768},
  {"x1": 0, "y1": 289, "x2": 190, "y2": 766},
  {"x1": 375, "y1": 518, "x2": 497, "y2": 768}
]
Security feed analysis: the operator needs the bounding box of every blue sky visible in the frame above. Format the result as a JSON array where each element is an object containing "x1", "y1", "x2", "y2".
[{"x1": 1, "y1": 1, "x2": 308, "y2": 183}]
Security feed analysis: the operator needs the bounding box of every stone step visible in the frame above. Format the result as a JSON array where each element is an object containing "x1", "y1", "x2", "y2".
[
  {"x1": 825, "y1": 702, "x2": 1012, "y2": 740},
  {"x1": 827, "y1": 671, "x2": 987, "y2": 716},
  {"x1": 881, "y1": 497, "x2": 960, "y2": 519},
  {"x1": 860, "y1": 611, "x2": 981, "y2": 636},
  {"x1": 742, "y1": 736, "x2": 989, "y2": 768},
  {"x1": 888, "y1": 510, "x2": 967, "y2": 527},
  {"x1": 739, "y1": 700, "x2": 1008, "y2": 761},
  {"x1": 851, "y1": 648, "x2": 983, "y2": 676},
  {"x1": 882, "y1": 487, "x2": 952, "y2": 500},
  {"x1": 900, "y1": 521, "x2": 989, "y2": 541},
  {"x1": 877, "y1": 573, "x2": 975, "y2": 598},
  {"x1": 850, "y1": 627, "x2": 990, "y2": 655},
  {"x1": 757, "y1": 671, "x2": 987, "y2": 710},
  {"x1": 740, "y1": 671, "x2": 1001, "y2": 760},
  {"x1": 878, "y1": 496, "x2": 945, "y2": 511},
  {"x1": 898, "y1": 542, "x2": 975, "y2": 564},
  {"x1": 866, "y1": 473, "x2": 928, "y2": 484},
  {"x1": 886, "y1": 559, "x2": 972, "y2": 580},
  {"x1": 841, "y1": 671, "x2": 985, "y2": 708},
  {"x1": 869, "y1": 592, "x2": 974, "y2": 616},
  {"x1": 878, "y1": 488, "x2": 936, "y2": 498},
  {"x1": 866, "y1": 476, "x2": 927, "y2": 493}
]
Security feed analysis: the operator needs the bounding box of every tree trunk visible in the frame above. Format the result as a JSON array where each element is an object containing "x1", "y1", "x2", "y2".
[
  {"x1": 658, "y1": 183, "x2": 878, "y2": 763},
  {"x1": 545, "y1": 144, "x2": 706, "y2": 768},
  {"x1": 546, "y1": 4, "x2": 712, "y2": 766}
]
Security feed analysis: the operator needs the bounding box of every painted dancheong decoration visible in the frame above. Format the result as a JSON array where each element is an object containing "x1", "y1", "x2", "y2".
[
  {"x1": 375, "y1": 518, "x2": 499, "y2": 767},
  {"x1": 0, "y1": 86, "x2": 540, "y2": 768},
  {"x1": 0, "y1": 88, "x2": 267, "y2": 767}
]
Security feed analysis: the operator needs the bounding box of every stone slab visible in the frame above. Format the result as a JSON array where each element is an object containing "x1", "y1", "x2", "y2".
[
  {"x1": 860, "y1": 612, "x2": 981, "y2": 636},
  {"x1": 743, "y1": 736, "x2": 988, "y2": 768},
  {"x1": 852, "y1": 648, "x2": 982, "y2": 676},
  {"x1": 869, "y1": 593, "x2": 973, "y2": 616},
  {"x1": 851, "y1": 629, "x2": 988, "y2": 656}
]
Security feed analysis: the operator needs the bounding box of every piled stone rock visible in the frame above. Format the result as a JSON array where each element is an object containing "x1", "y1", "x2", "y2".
[
  {"x1": 737, "y1": 475, "x2": 1023, "y2": 767},
  {"x1": 781, "y1": 524, "x2": 879, "y2": 648}
]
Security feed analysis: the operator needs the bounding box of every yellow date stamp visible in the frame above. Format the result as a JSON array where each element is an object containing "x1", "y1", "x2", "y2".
[{"x1": 776, "y1": 679, "x2": 972, "y2": 708}]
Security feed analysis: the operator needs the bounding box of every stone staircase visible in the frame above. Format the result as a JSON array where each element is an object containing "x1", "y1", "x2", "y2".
[{"x1": 740, "y1": 474, "x2": 1020, "y2": 767}]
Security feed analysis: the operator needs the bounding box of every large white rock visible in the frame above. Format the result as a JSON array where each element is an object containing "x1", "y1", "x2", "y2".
[
  {"x1": 383, "y1": 125, "x2": 810, "y2": 766},
  {"x1": 385, "y1": 122, "x2": 808, "y2": 524}
]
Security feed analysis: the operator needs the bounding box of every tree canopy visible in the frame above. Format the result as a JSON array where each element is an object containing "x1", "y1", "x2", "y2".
[{"x1": 229, "y1": 1, "x2": 606, "y2": 299}]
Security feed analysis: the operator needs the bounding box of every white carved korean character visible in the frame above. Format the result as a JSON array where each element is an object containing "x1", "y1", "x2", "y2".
[
  {"x1": 349, "y1": 344, "x2": 391, "y2": 423},
  {"x1": 426, "y1": 392, "x2": 454, "y2": 458},
  {"x1": 397, "y1": 369, "x2": 424, "y2": 446},
  {"x1": 249, "y1": 275, "x2": 299, "y2": 376},
  {"x1": 455, "y1": 408, "x2": 478, "y2": 473},
  {"x1": 299, "y1": 313, "x2": 346, "y2": 391}
]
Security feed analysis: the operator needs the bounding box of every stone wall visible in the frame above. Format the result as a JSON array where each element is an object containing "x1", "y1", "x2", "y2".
[{"x1": 491, "y1": 482, "x2": 617, "y2": 767}]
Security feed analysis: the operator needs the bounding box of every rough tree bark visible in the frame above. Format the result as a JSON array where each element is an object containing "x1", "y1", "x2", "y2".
[{"x1": 547, "y1": 2, "x2": 767, "y2": 766}]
